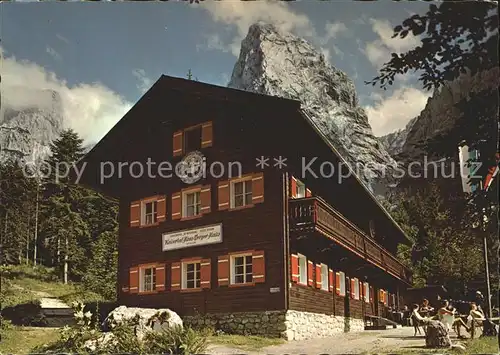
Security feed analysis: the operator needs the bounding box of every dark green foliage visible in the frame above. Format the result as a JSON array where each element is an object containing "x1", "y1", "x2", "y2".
[
  {"x1": 385, "y1": 184, "x2": 497, "y2": 298},
  {"x1": 367, "y1": 0, "x2": 498, "y2": 299},
  {"x1": 0, "y1": 129, "x2": 118, "y2": 301},
  {"x1": 82, "y1": 230, "x2": 118, "y2": 300}
]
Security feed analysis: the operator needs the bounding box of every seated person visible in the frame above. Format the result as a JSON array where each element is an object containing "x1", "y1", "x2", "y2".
[
  {"x1": 411, "y1": 304, "x2": 431, "y2": 336},
  {"x1": 454, "y1": 302, "x2": 486, "y2": 339},
  {"x1": 438, "y1": 300, "x2": 456, "y2": 332},
  {"x1": 420, "y1": 299, "x2": 435, "y2": 317}
]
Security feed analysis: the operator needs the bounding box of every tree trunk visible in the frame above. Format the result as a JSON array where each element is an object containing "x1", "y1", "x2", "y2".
[
  {"x1": 33, "y1": 183, "x2": 39, "y2": 266},
  {"x1": 64, "y1": 235, "x2": 68, "y2": 284},
  {"x1": 26, "y1": 211, "x2": 30, "y2": 265}
]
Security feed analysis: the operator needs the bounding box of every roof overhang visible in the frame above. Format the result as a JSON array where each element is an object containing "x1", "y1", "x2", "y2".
[{"x1": 298, "y1": 109, "x2": 413, "y2": 246}]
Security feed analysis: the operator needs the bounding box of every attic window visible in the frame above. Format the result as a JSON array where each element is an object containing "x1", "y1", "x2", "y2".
[{"x1": 184, "y1": 126, "x2": 202, "y2": 153}]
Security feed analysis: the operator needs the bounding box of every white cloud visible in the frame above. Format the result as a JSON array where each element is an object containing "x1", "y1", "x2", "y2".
[
  {"x1": 200, "y1": 0, "x2": 314, "y2": 56},
  {"x1": 46, "y1": 46, "x2": 62, "y2": 61},
  {"x1": 320, "y1": 22, "x2": 348, "y2": 44},
  {"x1": 364, "y1": 18, "x2": 421, "y2": 67},
  {"x1": 1, "y1": 49, "x2": 132, "y2": 145},
  {"x1": 364, "y1": 86, "x2": 430, "y2": 136},
  {"x1": 132, "y1": 68, "x2": 153, "y2": 94}
]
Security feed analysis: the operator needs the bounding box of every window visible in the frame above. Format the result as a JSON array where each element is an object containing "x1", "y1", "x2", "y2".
[
  {"x1": 298, "y1": 254, "x2": 307, "y2": 285},
  {"x1": 182, "y1": 262, "x2": 201, "y2": 289},
  {"x1": 183, "y1": 190, "x2": 201, "y2": 217},
  {"x1": 296, "y1": 179, "x2": 306, "y2": 198},
  {"x1": 353, "y1": 278, "x2": 360, "y2": 300},
  {"x1": 140, "y1": 266, "x2": 156, "y2": 292},
  {"x1": 231, "y1": 179, "x2": 252, "y2": 208},
  {"x1": 339, "y1": 271, "x2": 346, "y2": 296},
  {"x1": 364, "y1": 282, "x2": 370, "y2": 303},
  {"x1": 231, "y1": 254, "x2": 253, "y2": 284},
  {"x1": 142, "y1": 200, "x2": 158, "y2": 225},
  {"x1": 321, "y1": 264, "x2": 328, "y2": 291},
  {"x1": 184, "y1": 126, "x2": 202, "y2": 153}
]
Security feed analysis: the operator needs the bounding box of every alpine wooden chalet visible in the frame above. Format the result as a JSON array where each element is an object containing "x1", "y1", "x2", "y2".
[{"x1": 78, "y1": 75, "x2": 412, "y2": 340}]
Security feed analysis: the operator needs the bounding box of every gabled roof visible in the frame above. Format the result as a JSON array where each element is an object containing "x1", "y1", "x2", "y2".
[{"x1": 77, "y1": 75, "x2": 411, "y2": 245}]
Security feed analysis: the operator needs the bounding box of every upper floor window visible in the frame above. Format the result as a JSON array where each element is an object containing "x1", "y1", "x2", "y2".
[
  {"x1": 173, "y1": 122, "x2": 213, "y2": 157},
  {"x1": 184, "y1": 126, "x2": 202, "y2": 153},
  {"x1": 231, "y1": 178, "x2": 252, "y2": 208},
  {"x1": 296, "y1": 179, "x2": 306, "y2": 198},
  {"x1": 142, "y1": 200, "x2": 158, "y2": 226},
  {"x1": 297, "y1": 254, "x2": 307, "y2": 285},
  {"x1": 140, "y1": 266, "x2": 156, "y2": 292},
  {"x1": 182, "y1": 261, "x2": 201, "y2": 289},
  {"x1": 231, "y1": 253, "x2": 253, "y2": 284},
  {"x1": 183, "y1": 189, "x2": 201, "y2": 218},
  {"x1": 364, "y1": 282, "x2": 370, "y2": 303}
]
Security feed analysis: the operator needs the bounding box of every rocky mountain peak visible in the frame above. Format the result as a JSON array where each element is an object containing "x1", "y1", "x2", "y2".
[
  {"x1": 0, "y1": 87, "x2": 64, "y2": 165},
  {"x1": 229, "y1": 22, "x2": 397, "y2": 191}
]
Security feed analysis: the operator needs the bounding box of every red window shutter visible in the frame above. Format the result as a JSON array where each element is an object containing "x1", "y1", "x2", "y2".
[
  {"x1": 217, "y1": 180, "x2": 229, "y2": 211},
  {"x1": 315, "y1": 264, "x2": 322, "y2": 289},
  {"x1": 370, "y1": 286, "x2": 374, "y2": 303},
  {"x1": 171, "y1": 262, "x2": 181, "y2": 291},
  {"x1": 130, "y1": 201, "x2": 141, "y2": 227},
  {"x1": 200, "y1": 185, "x2": 211, "y2": 214},
  {"x1": 252, "y1": 250, "x2": 265, "y2": 283},
  {"x1": 173, "y1": 130, "x2": 183, "y2": 157},
  {"x1": 200, "y1": 258, "x2": 211, "y2": 289},
  {"x1": 156, "y1": 263, "x2": 166, "y2": 291},
  {"x1": 307, "y1": 261, "x2": 314, "y2": 287},
  {"x1": 290, "y1": 177, "x2": 297, "y2": 198},
  {"x1": 335, "y1": 272, "x2": 341, "y2": 295},
  {"x1": 291, "y1": 254, "x2": 299, "y2": 282},
  {"x1": 306, "y1": 188, "x2": 312, "y2": 197},
  {"x1": 171, "y1": 192, "x2": 181, "y2": 220},
  {"x1": 217, "y1": 255, "x2": 229, "y2": 286},
  {"x1": 201, "y1": 121, "x2": 213, "y2": 148},
  {"x1": 129, "y1": 267, "x2": 139, "y2": 294},
  {"x1": 329, "y1": 269, "x2": 334, "y2": 292},
  {"x1": 157, "y1": 196, "x2": 167, "y2": 222},
  {"x1": 251, "y1": 173, "x2": 264, "y2": 204}
]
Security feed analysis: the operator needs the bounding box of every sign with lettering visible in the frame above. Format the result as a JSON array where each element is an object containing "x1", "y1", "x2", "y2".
[
  {"x1": 162, "y1": 223, "x2": 223, "y2": 251},
  {"x1": 270, "y1": 287, "x2": 280, "y2": 293}
]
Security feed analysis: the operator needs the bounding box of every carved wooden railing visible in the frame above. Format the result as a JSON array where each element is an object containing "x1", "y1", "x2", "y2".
[{"x1": 289, "y1": 197, "x2": 412, "y2": 284}]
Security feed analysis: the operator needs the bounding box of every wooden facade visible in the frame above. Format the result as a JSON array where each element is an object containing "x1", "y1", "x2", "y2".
[{"x1": 78, "y1": 76, "x2": 412, "y2": 326}]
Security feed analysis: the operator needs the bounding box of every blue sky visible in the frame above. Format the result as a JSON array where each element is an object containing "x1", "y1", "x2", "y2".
[{"x1": 1, "y1": 1, "x2": 433, "y2": 144}]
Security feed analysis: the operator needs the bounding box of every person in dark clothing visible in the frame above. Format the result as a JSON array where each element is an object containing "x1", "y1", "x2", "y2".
[{"x1": 475, "y1": 291, "x2": 486, "y2": 314}]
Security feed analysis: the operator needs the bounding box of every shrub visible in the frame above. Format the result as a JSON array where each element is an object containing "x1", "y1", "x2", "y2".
[{"x1": 38, "y1": 302, "x2": 208, "y2": 355}]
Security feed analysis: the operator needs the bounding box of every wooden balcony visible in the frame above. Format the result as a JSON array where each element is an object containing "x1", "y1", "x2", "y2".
[{"x1": 289, "y1": 197, "x2": 412, "y2": 285}]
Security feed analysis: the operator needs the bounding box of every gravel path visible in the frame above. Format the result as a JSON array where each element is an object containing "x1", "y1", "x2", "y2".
[{"x1": 207, "y1": 327, "x2": 467, "y2": 354}]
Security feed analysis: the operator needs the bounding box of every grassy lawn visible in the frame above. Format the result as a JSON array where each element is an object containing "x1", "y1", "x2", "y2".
[
  {"x1": 209, "y1": 334, "x2": 285, "y2": 350},
  {"x1": 373, "y1": 336, "x2": 499, "y2": 355},
  {"x1": 1, "y1": 264, "x2": 103, "y2": 309},
  {"x1": 0, "y1": 326, "x2": 60, "y2": 354}
]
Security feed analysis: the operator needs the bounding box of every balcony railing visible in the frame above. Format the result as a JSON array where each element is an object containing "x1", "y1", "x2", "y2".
[{"x1": 289, "y1": 197, "x2": 412, "y2": 284}]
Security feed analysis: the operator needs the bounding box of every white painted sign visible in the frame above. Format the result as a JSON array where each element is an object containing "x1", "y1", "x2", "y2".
[
  {"x1": 270, "y1": 287, "x2": 280, "y2": 293},
  {"x1": 162, "y1": 223, "x2": 222, "y2": 251}
]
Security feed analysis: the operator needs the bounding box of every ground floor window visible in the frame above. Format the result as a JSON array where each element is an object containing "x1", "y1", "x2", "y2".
[
  {"x1": 297, "y1": 254, "x2": 307, "y2": 285},
  {"x1": 231, "y1": 254, "x2": 253, "y2": 284},
  {"x1": 339, "y1": 271, "x2": 346, "y2": 296},
  {"x1": 321, "y1": 264, "x2": 328, "y2": 291},
  {"x1": 140, "y1": 266, "x2": 156, "y2": 292},
  {"x1": 182, "y1": 261, "x2": 201, "y2": 289}
]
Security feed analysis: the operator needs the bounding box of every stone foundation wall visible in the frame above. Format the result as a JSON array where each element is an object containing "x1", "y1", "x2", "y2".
[
  {"x1": 284, "y1": 310, "x2": 364, "y2": 340},
  {"x1": 184, "y1": 311, "x2": 287, "y2": 338},
  {"x1": 184, "y1": 310, "x2": 365, "y2": 340}
]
